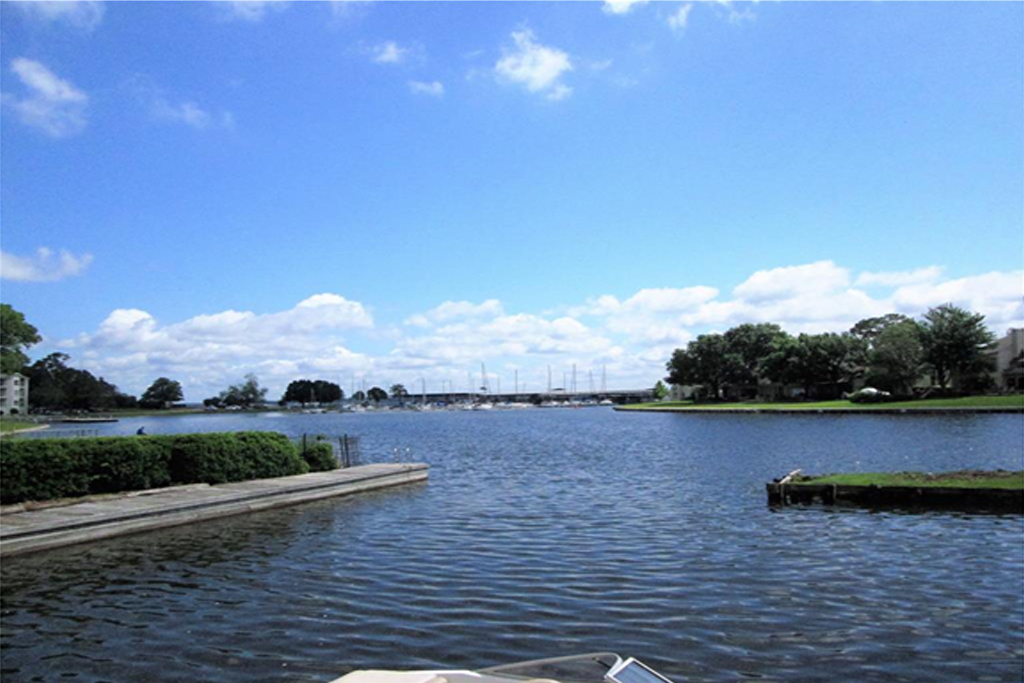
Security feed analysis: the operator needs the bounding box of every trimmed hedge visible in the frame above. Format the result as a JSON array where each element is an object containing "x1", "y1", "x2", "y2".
[
  {"x1": 0, "y1": 431, "x2": 309, "y2": 504},
  {"x1": 302, "y1": 441, "x2": 338, "y2": 472}
]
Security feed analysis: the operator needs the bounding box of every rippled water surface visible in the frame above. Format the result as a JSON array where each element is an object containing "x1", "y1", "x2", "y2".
[{"x1": 2, "y1": 409, "x2": 1022, "y2": 683}]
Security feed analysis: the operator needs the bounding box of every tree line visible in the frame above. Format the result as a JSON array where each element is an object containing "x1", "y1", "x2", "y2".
[{"x1": 665, "y1": 304, "x2": 999, "y2": 400}]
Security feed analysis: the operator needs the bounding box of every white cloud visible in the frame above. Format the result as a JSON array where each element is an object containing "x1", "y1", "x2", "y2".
[
  {"x1": 222, "y1": 1, "x2": 288, "y2": 22},
  {"x1": 494, "y1": 29, "x2": 573, "y2": 101},
  {"x1": 603, "y1": 0, "x2": 649, "y2": 15},
  {"x1": 372, "y1": 41, "x2": 409, "y2": 65},
  {"x1": 667, "y1": 3, "x2": 694, "y2": 30},
  {"x1": 49, "y1": 263, "x2": 1024, "y2": 401},
  {"x1": 890, "y1": 271, "x2": 1024, "y2": 330},
  {"x1": 622, "y1": 287, "x2": 719, "y2": 313},
  {"x1": 408, "y1": 80, "x2": 444, "y2": 97},
  {"x1": 394, "y1": 313, "x2": 615, "y2": 366},
  {"x1": 329, "y1": 0, "x2": 371, "y2": 20},
  {"x1": 12, "y1": 1, "x2": 105, "y2": 31},
  {"x1": 133, "y1": 79, "x2": 234, "y2": 130},
  {"x1": 151, "y1": 98, "x2": 234, "y2": 130},
  {"x1": 733, "y1": 260, "x2": 851, "y2": 303},
  {"x1": 574, "y1": 262, "x2": 1022, "y2": 377},
  {"x1": 0, "y1": 247, "x2": 93, "y2": 282},
  {"x1": 2, "y1": 58, "x2": 88, "y2": 137},
  {"x1": 855, "y1": 266, "x2": 944, "y2": 288},
  {"x1": 66, "y1": 294, "x2": 375, "y2": 400},
  {"x1": 590, "y1": 287, "x2": 719, "y2": 344},
  {"x1": 716, "y1": 0, "x2": 755, "y2": 24},
  {"x1": 405, "y1": 299, "x2": 504, "y2": 327}
]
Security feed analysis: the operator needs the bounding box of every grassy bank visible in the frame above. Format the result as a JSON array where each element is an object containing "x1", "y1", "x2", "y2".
[
  {"x1": 0, "y1": 420, "x2": 36, "y2": 434},
  {"x1": 620, "y1": 395, "x2": 1024, "y2": 411},
  {"x1": 795, "y1": 471, "x2": 1024, "y2": 490}
]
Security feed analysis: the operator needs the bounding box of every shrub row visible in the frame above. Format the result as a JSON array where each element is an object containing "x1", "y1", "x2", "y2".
[
  {"x1": 0, "y1": 431, "x2": 319, "y2": 504},
  {"x1": 302, "y1": 441, "x2": 338, "y2": 472}
]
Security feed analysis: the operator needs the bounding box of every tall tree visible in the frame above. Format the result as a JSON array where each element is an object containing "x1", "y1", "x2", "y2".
[
  {"x1": 390, "y1": 384, "x2": 408, "y2": 405},
  {"x1": 25, "y1": 353, "x2": 136, "y2": 411},
  {"x1": 219, "y1": 374, "x2": 268, "y2": 407},
  {"x1": 282, "y1": 379, "x2": 316, "y2": 405},
  {"x1": 652, "y1": 380, "x2": 669, "y2": 400},
  {"x1": 140, "y1": 377, "x2": 184, "y2": 409},
  {"x1": 313, "y1": 380, "x2": 343, "y2": 404},
  {"x1": 919, "y1": 304, "x2": 995, "y2": 389},
  {"x1": 761, "y1": 335, "x2": 809, "y2": 391},
  {"x1": 723, "y1": 323, "x2": 789, "y2": 385},
  {"x1": 0, "y1": 304, "x2": 41, "y2": 375},
  {"x1": 282, "y1": 379, "x2": 343, "y2": 405},
  {"x1": 367, "y1": 386, "x2": 388, "y2": 403},
  {"x1": 807, "y1": 332, "x2": 859, "y2": 392},
  {"x1": 865, "y1": 320, "x2": 925, "y2": 395},
  {"x1": 759, "y1": 333, "x2": 857, "y2": 398},
  {"x1": 849, "y1": 314, "x2": 914, "y2": 344},
  {"x1": 665, "y1": 334, "x2": 736, "y2": 399}
]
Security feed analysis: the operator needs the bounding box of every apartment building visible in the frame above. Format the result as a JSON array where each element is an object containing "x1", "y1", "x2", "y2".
[{"x1": 0, "y1": 373, "x2": 30, "y2": 415}]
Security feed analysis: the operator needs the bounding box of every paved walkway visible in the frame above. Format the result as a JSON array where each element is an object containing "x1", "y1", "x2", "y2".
[{"x1": 0, "y1": 463, "x2": 428, "y2": 557}]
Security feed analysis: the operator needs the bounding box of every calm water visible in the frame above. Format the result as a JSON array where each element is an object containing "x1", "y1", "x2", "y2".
[{"x1": 2, "y1": 409, "x2": 1022, "y2": 683}]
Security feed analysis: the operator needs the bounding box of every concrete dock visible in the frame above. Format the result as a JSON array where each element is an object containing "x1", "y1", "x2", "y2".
[{"x1": 0, "y1": 463, "x2": 428, "y2": 557}]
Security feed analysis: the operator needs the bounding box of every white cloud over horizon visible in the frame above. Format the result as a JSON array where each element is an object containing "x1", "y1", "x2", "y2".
[
  {"x1": 41, "y1": 263, "x2": 1024, "y2": 402},
  {"x1": 0, "y1": 247, "x2": 93, "y2": 282},
  {"x1": 855, "y1": 266, "x2": 944, "y2": 288},
  {"x1": 11, "y1": 1, "x2": 105, "y2": 31},
  {"x1": 61, "y1": 294, "x2": 374, "y2": 401},
  {"x1": 603, "y1": 0, "x2": 649, "y2": 16},
  {"x1": 404, "y1": 299, "x2": 504, "y2": 327},
  {"x1": 667, "y1": 3, "x2": 694, "y2": 30},
  {"x1": 494, "y1": 29, "x2": 573, "y2": 101},
  {"x1": 2, "y1": 58, "x2": 88, "y2": 138},
  {"x1": 372, "y1": 41, "x2": 410, "y2": 65}
]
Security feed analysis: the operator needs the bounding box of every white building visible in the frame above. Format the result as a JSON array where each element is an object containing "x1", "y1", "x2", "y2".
[
  {"x1": 992, "y1": 328, "x2": 1024, "y2": 391},
  {"x1": 0, "y1": 373, "x2": 30, "y2": 415}
]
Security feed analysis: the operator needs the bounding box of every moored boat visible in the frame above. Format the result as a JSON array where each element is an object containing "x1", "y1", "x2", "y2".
[{"x1": 328, "y1": 653, "x2": 674, "y2": 683}]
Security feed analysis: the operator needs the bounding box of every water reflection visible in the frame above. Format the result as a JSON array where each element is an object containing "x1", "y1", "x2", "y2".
[{"x1": 3, "y1": 410, "x2": 1022, "y2": 682}]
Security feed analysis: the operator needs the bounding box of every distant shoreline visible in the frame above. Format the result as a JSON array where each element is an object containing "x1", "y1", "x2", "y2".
[
  {"x1": 618, "y1": 406, "x2": 1022, "y2": 415},
  {"x1": 617, "y1": 395, "x2": 1024, "y2": 414},
  {"x1": 0, "y1": 424, "x2": 50, "y2": 437}
]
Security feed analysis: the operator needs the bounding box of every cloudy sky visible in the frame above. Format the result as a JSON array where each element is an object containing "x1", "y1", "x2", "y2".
[{"x1": 1, "y1": 1, "x2": 1022, "y2": 401}]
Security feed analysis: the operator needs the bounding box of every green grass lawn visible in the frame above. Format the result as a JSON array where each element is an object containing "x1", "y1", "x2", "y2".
[
  {"x1": 621, "y1": 395, "x2": 1024, "y2": 411},
  {"x1": 795, "y1": 471, "x2": 1024, "y2": 490},
  {"x1": 0, "y1": 419, "x2": 37, "y2": 434}
]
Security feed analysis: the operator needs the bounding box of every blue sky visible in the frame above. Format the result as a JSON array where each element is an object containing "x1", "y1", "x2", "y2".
[{"x1": 2, "y1": 0, "x2": 1022, "y2": 401}]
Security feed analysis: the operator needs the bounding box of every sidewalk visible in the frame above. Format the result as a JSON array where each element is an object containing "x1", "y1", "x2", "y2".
[{"x1": 0, "y1": 463, "x2": 428, "y2": 557}]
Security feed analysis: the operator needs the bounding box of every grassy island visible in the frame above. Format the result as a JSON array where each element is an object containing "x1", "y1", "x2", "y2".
[
  {"x1": 794, "y1": 471, "x2": 1023, "y2": 490},
  {"x1": 768, "y1": 469, "x2": 1023, "y2": 511}
]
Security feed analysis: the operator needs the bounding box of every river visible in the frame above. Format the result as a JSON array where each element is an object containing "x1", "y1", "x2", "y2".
[{"x1": 1, "y1": 408, "x2": 1022, "y2": 683}]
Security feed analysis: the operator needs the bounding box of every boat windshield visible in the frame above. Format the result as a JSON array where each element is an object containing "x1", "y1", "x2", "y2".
[{"x1": 480, "y1": 653, "x2": 621, "y2": 683}]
